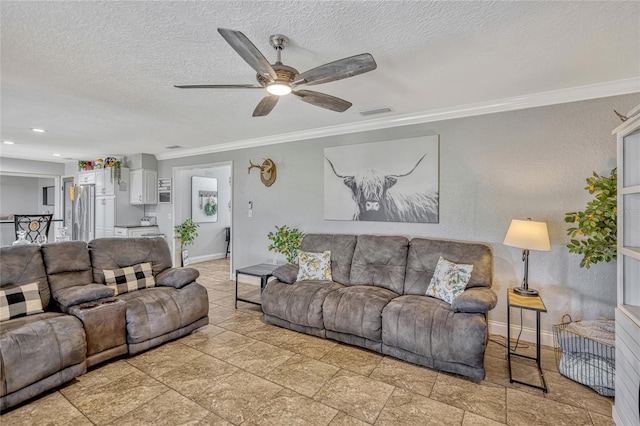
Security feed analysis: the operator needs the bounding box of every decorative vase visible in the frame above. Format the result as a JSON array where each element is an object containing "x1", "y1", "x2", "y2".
[{"x1": 12, "y1": 230, "x2": 31, "y2": 245}]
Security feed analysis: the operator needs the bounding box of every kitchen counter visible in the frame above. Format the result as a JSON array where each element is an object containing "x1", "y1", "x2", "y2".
[{"x1": 114, "y1": 224, "x2": 157, "y2": 228}]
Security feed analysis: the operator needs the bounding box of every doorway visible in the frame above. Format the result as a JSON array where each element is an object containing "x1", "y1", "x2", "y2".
[{"x1": 172, "y1": 161, "x2": 233, "y2": 279}]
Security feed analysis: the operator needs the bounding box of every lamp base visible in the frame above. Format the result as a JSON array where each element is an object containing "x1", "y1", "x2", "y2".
[{"x1": 513, "y1": 286, "x2": 539, "y2": 297}]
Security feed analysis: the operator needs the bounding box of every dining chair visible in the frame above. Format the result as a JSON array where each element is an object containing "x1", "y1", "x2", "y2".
[{"x1": 14, "y1": 214, "x2": 53, "y2": 243}]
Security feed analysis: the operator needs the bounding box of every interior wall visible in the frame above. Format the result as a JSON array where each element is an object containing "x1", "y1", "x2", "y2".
[{"x1": 156, "y1": 93, "x2": 639, "y2": 335}]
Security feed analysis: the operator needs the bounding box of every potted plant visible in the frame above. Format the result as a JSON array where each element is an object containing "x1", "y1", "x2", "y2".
[
  {"x1": 174, "y1": 218, "x2": 199, "y2": 266},
  {"x1": 564, "y1": 168, "x2": 617, "y2": 268},
  {"x1": 104, "y1": 157, "x2": 122, "y2": 184},
  {"x1": 267, "y1": 225, "x2": 305, "y2": 264}
]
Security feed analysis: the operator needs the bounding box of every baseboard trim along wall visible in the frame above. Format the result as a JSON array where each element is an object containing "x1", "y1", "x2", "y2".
[
  {"x1": 488, "y1": 319, "x2": 555, "y2": 347},
  {"x1": 188, "y1": 253, "x2": 227, "y2": 264}
]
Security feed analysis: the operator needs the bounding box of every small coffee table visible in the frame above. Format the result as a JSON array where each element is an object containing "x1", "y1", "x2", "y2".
[{"x1": 235, "y1": 263, "x2": 276, "y2": 308}]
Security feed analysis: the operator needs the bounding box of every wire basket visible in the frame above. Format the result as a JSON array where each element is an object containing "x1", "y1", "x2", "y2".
[{"x1": 553, "y1": 314, "x2": 615, "y2": 397}]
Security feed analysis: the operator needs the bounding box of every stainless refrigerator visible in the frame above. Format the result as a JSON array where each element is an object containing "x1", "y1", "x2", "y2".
[{"x1": 72, "y1": 184, "x2": 95, "y2": 242}]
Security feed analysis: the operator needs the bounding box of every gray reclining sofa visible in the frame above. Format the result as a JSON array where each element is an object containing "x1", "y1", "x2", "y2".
[
  {"x1": 0, "y1": 237, "x2": 209, "y2": 410},
  {"x1": 262, "y1": 234, "x2": 497, "y2": 380}
]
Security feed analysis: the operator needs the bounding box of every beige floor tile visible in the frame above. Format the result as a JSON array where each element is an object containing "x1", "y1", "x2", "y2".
[
  {"x1": 126, "y1": 341, "x2": 203, "y2": 377},
  {"x1": 193, "y1": 370, "x2": 282, "y2": 425},
  {"x1": 320, "y1": 344, "x2": 382, "y2": 376},
  {"x1": 430, "y1": 373, "x2": 506, "y2": 423},
  {"x1": 186, "y1": 330, "x2": 256, "y2": 359},
  {"x1": 506, "y1": 388, "x2": 592, "y2": 426},
  {"x1": 589, "y1": 411, "x2": 615, "y2": 426},
  {"x1": 223, "y1": 340, "x2": 295, "y2": 376},
  {"x1": 208, "y1": 306, "x2": 253, "y2": 325},
  {"x1": 264, "y1": 353, "x2": 340, "y2": 397},
  {"x1": 369, "y1": 356, "x2": 438, "y2": 398},
  {"x1": 59, "y1": 358, "x2": 139, "y2": 401},
  {"x1": 242, "y1": 388, "x2": 338, "y2": 426},
  {"x1": 68, "y1": 369, "x2": 168, "y2": 425},
  {"x1": 208, "y1": 288, "x2": 234, "y2": 301},
  {"x1": 158, "y1": 354, "x2": 238, "y2": 399},
  {"x1": 109, "y1": 389, "x2": 213, "y2": 425},
  {"x1": 179, "y1": 324, "x2": 227, "y2": 348},
  {"x1": 245, "y1": 324, "x2": 300, "y2": 346},
  {"x1": 0, "y1": 391, "x2": 92, "y2": 426},
  {"x1": 462, "y1": 411, "x2": 507, "y2": 425},
  {"x1": 329, "y1": 412, "x2": 371, "y2": 426},
  {"x1": 216, "y1": 315, "x2": 271, "y2": 335},
  {"x1": 375, "y1": 387, "x2": 465, "y2": 426},
  {"x1": 313, "y1": 369, "x2": 395, "y2": 424},
  {"x1": 279, "y1": 332, "x2": 338, "y2": 359}
]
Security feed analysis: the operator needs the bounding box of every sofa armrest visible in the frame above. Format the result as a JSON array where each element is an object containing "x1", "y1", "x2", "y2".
[
  {"x1": 272, "y1": 264, "x2": 298, "y2": 284},
  {"x1": 451, "y1": 287, "x2": 497, "y2": 314},
  {"x1": 54, "y1": 284, "x2": 115, "y2": 311},
  {"x1": 155, "y1": 267, "x2": 199, "y2": 289}
]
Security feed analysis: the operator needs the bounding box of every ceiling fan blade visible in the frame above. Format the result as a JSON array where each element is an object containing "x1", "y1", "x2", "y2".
[
  {"x1": 218, "y1": 28, "x2": 278, "y2": 81},
  {"x1": 293, "y1": 53, "x2": 377, "y2": 86},
  {"x1": 253, "y1": 95, "x2": 279, "y2": 117},
  {"x1": 292, "y1": 90, "x2": 352, "y2": 112},
  {"x1": 174, "y1": 84, "x2": 263, "y2": 89}
]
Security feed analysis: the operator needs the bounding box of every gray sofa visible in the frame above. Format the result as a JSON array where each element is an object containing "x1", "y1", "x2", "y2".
[
  {"x1": 0, "y1": 237, "x2": 209, "y2": 410},
  {"x1": 262, "y1": 234, "x2": 497, "y2": 380}
]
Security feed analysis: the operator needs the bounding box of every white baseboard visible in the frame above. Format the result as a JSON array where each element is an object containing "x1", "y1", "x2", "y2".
[
  {"x1": 188, "y1": 252, "x2": 227, "y2": 264},
  {"x1": 489, "y1": 320, "x2": 555, "y2": 348}
]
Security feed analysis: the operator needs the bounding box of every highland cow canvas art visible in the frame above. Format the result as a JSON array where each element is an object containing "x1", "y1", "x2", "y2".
[{"x1": 324, "y1": 136, "x2": 439, "y2": 223}]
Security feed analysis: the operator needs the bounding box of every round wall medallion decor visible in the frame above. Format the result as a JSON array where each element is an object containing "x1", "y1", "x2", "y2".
[{"x1": 28, "y1": 220, "x2": 41, "y2": 231}]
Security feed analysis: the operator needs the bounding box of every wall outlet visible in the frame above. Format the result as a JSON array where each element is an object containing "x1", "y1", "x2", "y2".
[
  {"x1": 248, "y1": 209, "x2": 253, "y2": 218},
  {"x1": 167, "y1": 213, "x2": 172, "y2": 220}
]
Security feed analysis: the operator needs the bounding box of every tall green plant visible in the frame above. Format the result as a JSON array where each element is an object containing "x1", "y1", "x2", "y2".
[
  {"x1": 564, "y1": 168, "x2": 617, "y2": 268},
  {"x1": 267, "y1": 225, "x2": 304, "y2": 264},
  {"x1": 174, "y1": 219, "x2": 199, "y2": 265}
]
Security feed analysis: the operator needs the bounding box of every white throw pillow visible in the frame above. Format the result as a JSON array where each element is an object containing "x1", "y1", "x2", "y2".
[
  {"x1": 425, "y1": 256, "x2": 474, "y2": 304},
  {"x1": 297, "y1": 250, "x2": 333, "y2": 281}
]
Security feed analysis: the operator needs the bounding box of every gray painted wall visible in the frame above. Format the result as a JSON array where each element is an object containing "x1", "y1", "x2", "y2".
[{"x1": 161, "y1": 94, "x2": 640, "y2": 334}]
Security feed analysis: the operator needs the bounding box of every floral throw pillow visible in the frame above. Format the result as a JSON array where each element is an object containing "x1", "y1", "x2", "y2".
[
  {"x1": 297, "y1": 250, "x2": 333, "y2": 281},
  {"x1": 426, "y1": 257, "x2": 474, "y2": 304}
]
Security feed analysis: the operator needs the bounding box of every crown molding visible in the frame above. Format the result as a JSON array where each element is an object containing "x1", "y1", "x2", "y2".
[{"x1": 156, "y1": 77, "x2": 639, "y2": 160}]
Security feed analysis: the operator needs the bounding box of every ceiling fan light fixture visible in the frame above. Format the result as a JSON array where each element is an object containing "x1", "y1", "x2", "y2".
[{"x1": 266, "y1": 82, "x2": 292, "y2": 96}]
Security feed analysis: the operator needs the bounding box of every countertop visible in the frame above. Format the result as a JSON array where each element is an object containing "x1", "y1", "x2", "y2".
[{"x1": 114, "y1": 224, "x2": 158, "y2": 228}]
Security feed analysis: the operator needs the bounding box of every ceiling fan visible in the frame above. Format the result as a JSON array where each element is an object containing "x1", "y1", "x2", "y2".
[{"x1": 174, "y1": 28, "x2": 377, "y2": 117}]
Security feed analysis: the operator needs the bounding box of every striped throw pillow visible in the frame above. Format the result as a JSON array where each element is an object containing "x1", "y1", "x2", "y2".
[
  {"x1": 104, "y1": 262, "x2": 156, "y2": 296},
  {"x1": 0, "y1": 282, "x2": 44, "y2": 321}
]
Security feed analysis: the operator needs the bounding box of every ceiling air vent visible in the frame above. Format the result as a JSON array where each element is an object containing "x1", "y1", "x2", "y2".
[
  {"x1": 165, "y1": 145, "x2": 183, "y2": 149},
  {"x1": 359, "y1": 107, "x2": 392, "y2": 116}
]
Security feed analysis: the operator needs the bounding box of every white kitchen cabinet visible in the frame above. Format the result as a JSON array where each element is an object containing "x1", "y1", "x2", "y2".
[
  {"x1": 130, "y1": 169, "x2": 157, "y2": 205},
  {"x1": 95, "y1": 196, "x2": 115, "y2": 238},
  {"x1": 95, "y1": 169, "x2": 115, "y2": 196},
  {"x1": 612, "y1": 104, "x2": 640, "y2": 426},
  {"x1": 76, "y1": 171, "x2": 95, "y2": 184}
]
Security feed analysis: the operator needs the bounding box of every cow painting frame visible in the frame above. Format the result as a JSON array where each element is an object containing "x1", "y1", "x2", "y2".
[{"x1": 324, "y1": 136, "x2": 439, "y2": 223}]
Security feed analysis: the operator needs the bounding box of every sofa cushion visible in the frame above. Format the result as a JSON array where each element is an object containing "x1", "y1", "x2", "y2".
[
  {"x1": 115, "y1": 283, "x2": 208, "y2": 344},
  {"x1": 272, "y1": 264, "x2": 299, "y2": 284},
  {"x1": 300, "y1": 234, "x2": 357, "y2": 285},
  {"x1": 297, "y1": 250, "x2": 332, "y2": 281},
  {"x1": 41, "y1": 241, "x2": 94, "y2": 295},
  {"x1": 104, "y1": 262, "x2": 155, "y2": 295},
  {"x1": 382, "y1": 295, "x2": 487, "y2": 369},
  {"x1": 349, "y1": 235, "x2": 409, "y2": 294},
  {"x1": 0, "y1": 245, "x2": 50, "y2": 310},
  {"x1": 53, "y1": 284, "x2": 115, "y2": 310},
  {"x1": 0, "y1": 282, "x2": 43, "y2": 321},
  {"x1": 262, "y1": 280, "x2": 344, "y2": 330},
  {"x1": 404, "y1": 238, "x2": 493, "y2": 295},
  {"x1": 89, "y1": 237, "x2": 172, "y2": 284},
  {"x1": 0, "y1": 312, "x2": 86, "y2": 396},
  {"x1": 323, "y1": 285, "x2": 399, "y2": 342},
  {"x1": 155, "y1": 267, "x2": 199, "y2": 289},
  {"x1": 425, "y1": 257, "x2": 474, "y2": 304}
]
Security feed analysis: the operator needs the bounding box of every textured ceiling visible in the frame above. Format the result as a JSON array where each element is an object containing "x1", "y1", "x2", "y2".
[{"x1": 1, "y1": 1, "x2": 638, "y2": 163}]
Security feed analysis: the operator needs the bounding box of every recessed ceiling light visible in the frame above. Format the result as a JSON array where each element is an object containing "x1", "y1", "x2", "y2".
[
  {"x1": 3, "y1": 141, "x2": 15, "y2": 145},
  {"x1": 31, "y1": 128, "x2": 46, "y2": 133},
  {"x1": 53, "y1": 153, "x2": 61, "y2": 157}
]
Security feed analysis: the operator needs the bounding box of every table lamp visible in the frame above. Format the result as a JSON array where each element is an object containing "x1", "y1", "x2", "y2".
[{"x1": 503, "y1": 218, "x2": 551, "y2": 296}]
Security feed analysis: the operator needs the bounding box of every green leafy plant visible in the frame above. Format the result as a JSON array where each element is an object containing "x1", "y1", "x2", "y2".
[
  {"x1": 104, "y1": 157, "x2": 122, "y2": 184},
  {"x1": 564, "y1": 168, "x2": 617, "y2": 268},
  {"x1": 267, "y1": 225, "x2": 305, "y2": 264},
  {"x1": 204, "y1": 200, "x2": 217, "y2": 216},
  {"x1": 174, "y1": 218, "x2": 199, "y2": 266}
]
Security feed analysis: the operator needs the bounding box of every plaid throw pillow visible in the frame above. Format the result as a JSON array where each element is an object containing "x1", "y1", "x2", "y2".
[
  {"x1": 104, "y1": 262, "x2": 156, "y2": 296},
  {"x1": 0, "y1": 282, "x2": 44, "y2": 322}
]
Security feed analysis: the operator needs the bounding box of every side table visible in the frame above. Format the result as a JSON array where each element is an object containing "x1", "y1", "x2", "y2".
[
  {"x1": 507, "y1": 288, "x2": 548, "y2": 393},
  {"x1": 235, "y1": 263, "x2": 276, "y2": 308}
]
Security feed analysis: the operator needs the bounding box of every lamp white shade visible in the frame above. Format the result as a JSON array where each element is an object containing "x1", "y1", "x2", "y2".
[{"x1": 503, "y1": 219, "x2": 551, "y2": 252}]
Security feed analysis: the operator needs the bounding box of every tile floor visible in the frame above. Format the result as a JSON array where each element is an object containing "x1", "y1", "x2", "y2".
[{"x1": 1, "y1": 258, "x2": 614, "y2": 425}]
